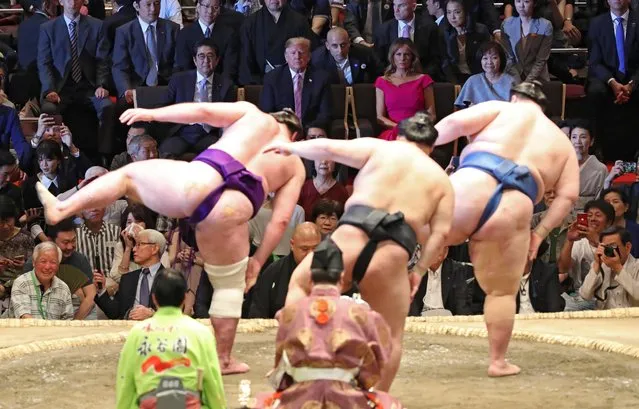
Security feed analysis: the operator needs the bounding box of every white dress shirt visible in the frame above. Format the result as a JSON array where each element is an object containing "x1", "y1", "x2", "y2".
[
  {"x1": 435, "y1": 15, "x2": 444, "y2": 26},
  {"x1": 423, "y1": 264, "x2": 445, "y2": 311},
  {"x1": 160, "y1": 0, "x2": 183, "y2": 28},
  {"x1": 134, "y1": 262, "x2": 162, "y2": 306},
  {"x1": 518, "y1": 272, "x2": 535, "y2": 314},
  {"x1": 197, "y1": 19, "x2": 214, "y2": 36},
  {"x1": 63, "y1": 14, "x2": 81, "y2": 39},
  {"x1": 611, "y1": 9, "x2": 630, "y2": 40},
  {"x1": 138, "y1": 17, "x2": 158, "y2": 47}
]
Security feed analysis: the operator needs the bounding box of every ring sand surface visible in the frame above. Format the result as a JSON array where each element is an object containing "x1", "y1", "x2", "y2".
[{"x1": 1, "y1": 309, "x2": 639, "y2": 408}]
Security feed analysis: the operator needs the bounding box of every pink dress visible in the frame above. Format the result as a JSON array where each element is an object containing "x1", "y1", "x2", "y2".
[{"x1": 375, "y1": 74, "x2": 434, "y2": 141}]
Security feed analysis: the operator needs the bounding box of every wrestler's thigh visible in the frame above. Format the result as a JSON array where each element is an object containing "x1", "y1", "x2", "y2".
[
  {"x1": 358, "y1": 245, "x2": 410, "y2": 338},
  {"x1": 473, "y1": 190, "x2": 534, "y2": 242},
  {"x1": 470, "y1": 227, "x2": 530, "y2": 297}
]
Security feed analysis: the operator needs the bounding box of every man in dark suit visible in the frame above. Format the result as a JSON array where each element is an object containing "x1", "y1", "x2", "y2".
[
  {"x1": 17, "y1": 0, "x2": 56, "y2": 73},
  {"x1": 345, "y1": 0, "x2": 394, "y2": 47},
  {"x1": 239, "y1": 0, "x2": 316, "y2": 85},
  {"x1": 94, "y1": 229, "x2": 166, "y2": 320},
  {"x1": 37, "y1": 0, "x2": 114, "y2": 155},
  {"x1": 311, "y1": 27, "x2": 378, "y2": 84},
  {"x1": 409, "y1": 246, "x2": 472, "y2": 316},
  {"x1": 587, "y1": 0, "x2": 639, "y2": 160},
  {"x1": 373, "y1": 0, "x2": 442, "y2": 80},
  {"x1": 112, "y1": 0, "x2": 179, "y2": 106},
  {"x1": 249, "y1": 222, "x2": 321, "y2": 318},
  {"x1": 174, "y1": 0, "x2": 240, "y2": 83},
  {"x1": 101, "y1": 0, "x2": 137, "y2": 52},
  {"x1": 160, "y1": 39, "x2": 236, "y2": 157},
  {"x1": 260, "y1": 37, "x2": 332, "y2": 130},
  {"x1": 216, "y1": 4, "x2": 245, "y2": 32}
]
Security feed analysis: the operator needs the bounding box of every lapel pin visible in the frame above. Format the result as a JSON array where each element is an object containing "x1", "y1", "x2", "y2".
[{"x1": 361, "y1": 63, "x2": 366, "y2": 69}]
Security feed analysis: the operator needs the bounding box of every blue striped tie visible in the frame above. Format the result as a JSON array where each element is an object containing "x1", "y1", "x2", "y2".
[{"x1": 69, "y1": 21, "x2": 82, "y2": 83}]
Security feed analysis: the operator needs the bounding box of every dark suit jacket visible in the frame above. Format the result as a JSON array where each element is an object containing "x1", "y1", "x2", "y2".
[
  {"x1": 468, "y1": 260, "x2": 565, "y2": 314},
  {"x1": 310, "y1": 44, "x2": 378, "y2": 84},
  {"x1": 174, "y1": 20, "x2": 240, "y2": 82},
  {"x1": 465, "y1": 0, "x2": 500, "y2": 33},
  {"x1": 101, "y1": 4, "x2": 137, "y2": 51},
  {"x1": 345, "y1": 0, "x2": 394, "y2": 41},
  {"x1": 588, "y1": 11, "x2": 639, "y2": 86},
  {"x1": 239, "y1": 5, "x2": 316, "y2": 85},
  {"x1": 17, "y1": 11, "x2": 49, "y2": 72},
  {"x1": 260, "y1": 65, "x2": 332, "y2": 129},
  {"x1": 248, "y1": 254, "x2": 297, "y2": 318},
  {"x1": 216, "y1": 7, "x2": 246, "y2": 33},
  {"x1": 163, "y1": 70, "x2": 236, "y2": 139},
  {"x1": 95, "y1": 266, "x2": 163, "y2": 319},
  {"x1": 409, "y1": 258, "x2": 473, "y2": 316},
  {"x1": 37, "y1": 14, "x2": 110, "y2": 96},
  {"x1": 0, "y1": 105, "x2": 32, "y2": 171},
  {"x1": 112, "y1": 18, "x2": 180, "y2": 97},
  {"x1": 441, "y1": 22, "x2": 490, "y2": 84},
  {"x1": 374, "y1": 17, "x2": 443, "y2": 81}
]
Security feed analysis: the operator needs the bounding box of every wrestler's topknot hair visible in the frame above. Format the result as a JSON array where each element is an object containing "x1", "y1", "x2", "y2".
[
  {"x1": 270, "y1": 108, "x2": 303, "y2": 141},
  {"x1": 398, "y1": 112, "x2": 438, "y2": 146},
  {"x1": 510, "y1": 81, "x2": 548, "y2": 112}
]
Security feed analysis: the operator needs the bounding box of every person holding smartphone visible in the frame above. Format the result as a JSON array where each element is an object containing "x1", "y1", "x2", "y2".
[{"x1": 579, "y1": 226, "x2": 639, "y2": 310}]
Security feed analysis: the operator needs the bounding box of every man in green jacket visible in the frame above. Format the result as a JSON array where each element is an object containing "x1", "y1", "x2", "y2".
[{"x1": 116, "y1": 268, "x2": 226, "y2": 409}]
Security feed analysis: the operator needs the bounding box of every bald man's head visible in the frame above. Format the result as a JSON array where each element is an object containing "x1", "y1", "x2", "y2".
[
  {"x1": 291, "y1": 222, "x2": 322, "y2": 264},
  {"x1": 326, "y1": 27, "x2": 350, "y2": 62},
  {"x1": 85, "y1": 166, "x2": 108, "y2": 180}
]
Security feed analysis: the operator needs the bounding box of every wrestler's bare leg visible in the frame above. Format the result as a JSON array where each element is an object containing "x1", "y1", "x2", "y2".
[
  {"x1": 198, "y1": 197, "x2": 252, "y2": 375},
  {"x1": 470, "y1": 192, "x2": 533, "y2": 377},
  {"x1": 37, "y1": 159, "x2": 220, "y2": 225},
  {"x1": 358, "y1": 244, "x2": 410, "y2": 392}
]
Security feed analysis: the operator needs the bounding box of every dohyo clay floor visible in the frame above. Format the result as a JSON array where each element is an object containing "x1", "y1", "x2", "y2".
[{"x1": 1, "y1": 309, "x2": 639, "y2": 409}]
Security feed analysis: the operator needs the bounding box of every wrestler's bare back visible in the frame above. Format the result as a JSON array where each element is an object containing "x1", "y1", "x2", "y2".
[{"x1": 460, "y1": 101, "x2": 575, "y2": 202}]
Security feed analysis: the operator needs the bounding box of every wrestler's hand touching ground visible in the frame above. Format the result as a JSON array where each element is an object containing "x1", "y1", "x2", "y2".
[
  {"x1": 245, "y1": 257, "x2": 261, "y2": 293},
  {"x1": 120, "y1": 108, "x2": 154, "y2": 125},
  {"x1": 263, "y1": 142, "x2": 294, "y2": 156}
]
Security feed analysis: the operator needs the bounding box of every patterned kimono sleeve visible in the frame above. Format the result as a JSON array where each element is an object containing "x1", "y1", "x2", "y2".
[{"x1": 357, "y1": 309, "x2": 393, "y2": 389}]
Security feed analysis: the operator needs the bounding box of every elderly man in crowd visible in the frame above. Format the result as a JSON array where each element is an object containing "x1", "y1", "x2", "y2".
[
  {"x1": 94, "y1": 229, "x2": 166, "y2": 320},
  {"x1": 6, "y1": 242, "x2": 73, "y2": 319},
  {"x1": 249, "y1": 222, "x2": 322, "y2": 318},
  {"x1": 580, "y1": 226, "x2": 639, "y2": 309}
]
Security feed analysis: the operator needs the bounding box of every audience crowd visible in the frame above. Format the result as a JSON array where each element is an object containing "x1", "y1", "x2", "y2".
[{"x1": 1, "y1": 0, "x2": 639, "y2": 323}]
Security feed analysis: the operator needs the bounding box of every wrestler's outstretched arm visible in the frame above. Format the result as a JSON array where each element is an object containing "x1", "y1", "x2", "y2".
[
  {"x1": 120, "y1": 101, "x2": 258, "y2": 128},
  {"x1": 413, "y1": 186, "x2": 454, "y2": 276},
  {"x1": 264, "y1": 137, "x2": 383, "y2": 170},
  {"x1": 246, "y1": 161, "x2": 307, "y2": 290},
  {"x1": 434, "y1": 101, "x2": 505, "y2": 146}
]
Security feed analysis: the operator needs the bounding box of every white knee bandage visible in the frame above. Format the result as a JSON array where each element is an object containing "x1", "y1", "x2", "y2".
[{"x1": 205, "y1": 257, "x2": 248, "y2": 318}]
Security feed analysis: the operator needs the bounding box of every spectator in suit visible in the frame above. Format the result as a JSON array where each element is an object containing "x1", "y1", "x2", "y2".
[
  {"x1": 500, "y1": 0, "x2": 553, "y2": 83},
  {"x1": 239, "y1": 0, "x2": 316, "y2": 85},
  {"x1": 37, "y1": 0, "x2": 115, "y2": 156},
  {"x1": 441, "y1": 0, "x2": 490, "y2": 84},
  {"x1": 16, "y1": 0, "x2": 57, "y2": 101},
  {"x1": 374, "y1": 0, "x2": 443, "y2": 81},
  {"x1": 174, "y1": 0, "x2": 240, "y2": 83},
  {"x1": 587, "y1": 0, "x2": 639, "y2": 161},
  {"x1": 248, "y1": 222, "x2": 321, "y2": 318},
  {"x1": 217, "y1": 2, "x2": 246, "y2": 32},
  {"x1": 101, "y1": 0, "x2": 137, "y2": 53},
  {"x1": 260, "y1": 37, "x2": 332, "y2": 130},
  {"x1": 345, "y1": 0, "x2": 394, "y2": 47},
  {"x1": 464, "y1": 0, "x2": 502, "y2": 37},
  {"x1": 112, "y1": 0, "x2": 180, "y2": 106},
  {"x1": 160, "y1": 0, "x2": 183, "y2": 27},
  {"x1": 161, "y1": 40, "x2": 236, "y2": 157},
  {"x1": 109, "y1": 122, "x2": 150, "y2": 170},
  {"x1": 425, "y1": 0, "x2": 446, "y2": 26},
  {"x1": 311, "y1": 27, "x2": 378, "y2": 85},
  {"x1": 94, "y1": 228, "x2": 166, "y2": 320},
  {"x1": 409, "y1": 246, "x2": 472, "y2": 316},
  {"x1": 0, "y1": 105, "x2": 32, "y2": 171},
  {"x1": 290, "y1": 0, "x2": 331, "y2": 37}
]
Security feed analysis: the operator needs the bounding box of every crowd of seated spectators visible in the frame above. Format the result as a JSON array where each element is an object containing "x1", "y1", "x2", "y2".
[{"x1": 1, "y1": 0, "x2": 639, "y2": 321}]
